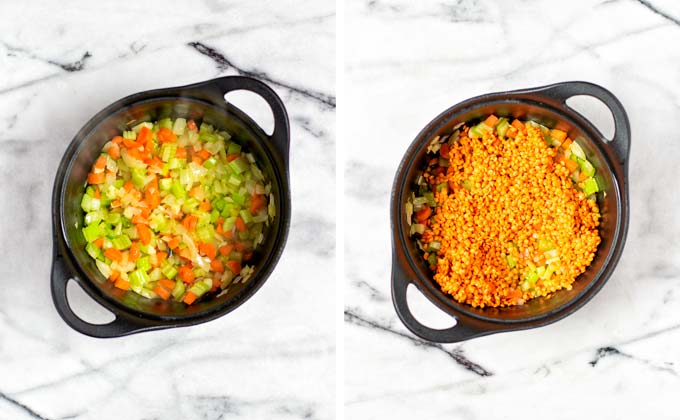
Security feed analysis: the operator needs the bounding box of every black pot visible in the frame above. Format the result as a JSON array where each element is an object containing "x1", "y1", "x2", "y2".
[
  {"x1": 52, "y1": 76, "x2": 291, "y2": 338},
  {"x1": 391, "y1": 81, "x2": 630, "y2": 343}
]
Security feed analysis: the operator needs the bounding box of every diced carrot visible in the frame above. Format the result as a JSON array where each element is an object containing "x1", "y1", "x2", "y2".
[
  {"x1": 511, "y1": 119, "x2": 525, "y2": 131},
  {"x1": 123, "y1": 137, "x2": 138, "y2": 148},
  {"x1": 210, "y1": 259, "x2": 224, "y2": 273},
  {"x1": 123, "y1": 181, "x2": 135, "y2": 192},
  {"x1": 211, "y1": 277, "x2": 221, "y2": 291},
  {"x1": 191, "y1": 156, "x2": 204, "y2": 165},
  {"x1": 187, "y1": 120, "x2": 198, "y2": 131},
  {"x1": 564, "y1": 157, "x2": 579, "y2": 172},
  {"x1": 243, "y1": 252, "x2": 253, "y2": 261},
  {"x1": 189, "y1": 186, "x2": 202, "y2": 198},
  {"x1": 153, "y1": 285, "x2": 171, "y2": 300},
  {"x1": 93, "y1": 237, "x2": 105, "y2": 248},
  {"x1": 178, "y1": 247, "x2": 192, "y2": 261},
  {"x1": 126, "y1": 146, "x2": 144, "y2": 160},
  {"x1": 415, "y1": 206, "x2": 432, "y2": 223},
  {"x1": 129, "y1": 242, "x2": 140, "y2": 262},
  {"x1": 183, "y1": 291, "x2": 197, "y2": 305},
  {"x1": 145, "y1": 177, "x2": 160, "y2": 209},
  {"x1": 136, "y1": 224, "x2": 152, "y2": 245},
  {"x1": 507, "y1": 127, "x2": 519, "y2": 138},
  {"x1": 224, "y1": 230, "x2": 234, "y2": 239},
  {"x1": 578, "y1": 171, "x2": 590, "y2": 182},
  {"x1": 235, "y1": 216, "x2": 247, "y2": 232},
  {"x1": 249, "y1": 194, "x2": 267, "y2": 214},
  {"x1": 157, "y1": 127, "x2": 177, "y2": 143},
  {"x1": 551, "y1": 129, "x2": 567, "y2": 142},
  {"x1": 198, "y1": 149, "x2": 212, "y2": 160},
  {"x1": 235, "y1": 242, "x2": 247, "y2": 253},
  {"x1": 561, "y1": 138, "x2": 573, "y2": 150},
  {"x1": 93, "y1": 187, "x2": 101, "y2": 199},
  {"x1": 94, "y1": 156, "x2": 107, "y2": 170},
  {"x1": 199, "y1": 201, "x2": 211, "y2": 212},
  {"x1": 110, "y1": 199, "x2": 121, "y2": 208},
  {"x1": 215, "y1": 223, "x2": 224, "y2": 235},
  {"x1": 167, "y1": 237, "x2": 180, "y2": 249},
  {"x1": 109, "y1": 270, "x2": 121, "y2": 282},
  {"x1": 182, "y1": 214, "x2": 198, "y2": 232},
  {"x1": 226, "y1": 260, "x2": 241, "y2": 275},
  {"x1": 107, "y1": 143, "x2": 121, "y2": 159},
  {"x1": 88, "y1": 172, "x2": 105, "y2": 184},
  {"x1": 140, "y1": 206, "x2": 151, "y2": 218},
  {"x1": 440, "y1": 143, "x2": 450, "y2": 158},
  {"x1": 484, "y1": 115, "x2": 499, "y2": 127},
  {"x1": 137, "y1": 126, "x2": 152, "y2": 145},
  {"x1": 132, "y1": 214, "x2": 148, "y2": 225},
  {"x1": 174, "y1": 147, "x2": 187, "y2": 158},
  {"x1": 226, "y1": 153, "x2": 240, "y2": 162},
  {"x1": 159, "y1": 278, "x2": 175, "y2": 290},
  {"x1": 104, "y1": 247, "x2": 123, "y2": 262},
  {"x1": 219, "y1": 244, "x2": 234, "y2": 256},
  {"x1": 199, "y1": 242, "x2": 217, "y2": 260},
  {"x1": 155, "y1": 251, "x2": 167, "y2": 267},
  {"x1": 178, "y1": 266, "x2": 195, "y2": 283},
  {"x1": 114, "y1": 279, "x2": 131, "y2": 291},
  {"x1": 111, "y1": 136, "x2": 124, "y2": 145}
]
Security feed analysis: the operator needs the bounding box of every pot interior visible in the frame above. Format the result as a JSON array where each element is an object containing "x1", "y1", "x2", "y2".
[
  {"x1": 61, "y1": 97, "x2": 285, "y2": 318},
  {"x1": 401, "y1": 100, "x2": 622, "y2": 322}
]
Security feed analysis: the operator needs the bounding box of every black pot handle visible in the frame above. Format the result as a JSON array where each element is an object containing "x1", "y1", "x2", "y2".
[
  {"x1": 51, "y1": 253, "x2": 155, "y2": 338},
  {"x1": 533, "y1": 81, "x2": 630, "y2": 166},
  {"x1": 210, "y1": 76, "x2": 290, "y2": 164},
  {"x1": 391, "y1": 259, "x2": 484, "y2": 343}
]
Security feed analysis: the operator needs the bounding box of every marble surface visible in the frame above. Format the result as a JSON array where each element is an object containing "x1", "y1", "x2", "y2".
[
  {"x1": 0, "y1": 1, "x2": 335, "y2": 419},
  {"x1": 344, "y1": 0, "x2": 680, "y2": 419}
]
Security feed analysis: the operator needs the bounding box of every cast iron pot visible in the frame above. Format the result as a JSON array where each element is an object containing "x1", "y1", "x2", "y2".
[
  {"x1": 391, "y1": 81, "x2": 630, "y2": 343},
  {"x1": 52, "y1": 76, "x2": 290, "y2": 338}
]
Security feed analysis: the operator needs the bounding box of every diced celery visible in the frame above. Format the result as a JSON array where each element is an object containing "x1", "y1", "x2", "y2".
[
  {"x1": 123, "y1": 130, "x2": 136, "y2": 140},
  {"x1": 579, "y1": 158, "x2": 596, "y2": 177},
  {"x1": 171, "y1": 181, "x2": 187, "y2": 200},
  {"x1": 171, "y1": 118, "x2": 185, "y2": 135},
  {"x1": 85, "y1": 211, "x2": 102, "y2": 225},
  {"x1": 196, "y1": 225, "x2": 214, "y2": 243},
  {"x1": 159, "y1": 178, "x2": 172, "y2": 191},
  {"x1": 232, "y1": 192, "x2": 246, "y2": 206},
  {"x1": 129, "y1": 269, "x2": 150, "y2": 289},
  {"x1": 171, "y1": 280, "x2": 185, "y2": 300},
  {"x1": 149, "y1": 267, "x2": 163, "y2": 282},
  {"x1": 82, "y1": 223, "x2": 101, "y2": 242},
  {"x1": 168, "y1": 157, "x2": 184, "y2": 170},
  {"x1": 158, "y1": 118, "x2": 173, "y2": 130},
  {"x1": 228, "y1": 173, "x2": 243, "y2": 186},
  {"x1": 469, "y1": 122, "x2": 492, "y2": 139},
  {"x1": 223, "y1": 216, "x2": 237, "y2": 232},
  {"x1": 81, "y1": 195, "x2": 101, "y2": 212},
  {"x1": 85, "y1": 242, "x2": 100, "y2": 259},
  {"x1": 582, "y1": 178, "x2": 599, "y2": 196},
  {"x1": 203, "y1": 156, "x2": 217, "y2": 168},
  {"x1": 506, "y1": 255, "x2": 517, "y2": 268},
  {"x1": 160, "y1": 143, "x2": 177, "y2": 162},
  {"x1": 213, "y1": 197, "x2": 226, "y2": 211},
  {"x1": 96, "y1": 260, "x2": 112, "y2": 279},
  {"x1": 161, "y1": 261, "x2": 178, "y2": 279},
  {"x1": 111, "y1": 235, "x2": 132, "y2": 250},
  {"x1": 496, "y1": 118, "x2": 510, "y2": 137},
  {"x1": 199, "y1": 122, "x2": 214, "y2": 134},
  {"x1": 239, "y1": 209, "x2": 253, "y2": 224},
  {"x1": 570, "y1": 142, "x2": 586, "y2": 160},
  {"x1": 136, "y1": 256, "x2": 152, "y2": 272},
  {"x1": 189, "y1": 278, "x2": 212, "y2": 297},
  {"x1": 181, "y1": 197, "x2": 199, "y2": 214},
  {"x1": 227, "y1": 142, "x2": 242, "y2": 154},
  {"x1": 210, "y1": 209, "x2": 220, "y2": 223},
  {"x1": 131, "y1": 168, "x2": 147, "y2": 188},
  {"x1": 106, "y1": 213, "x2": 121, "y2": 224},
  {"x1": 228, "y1": 157, "x2": 250, "y2": 174}
]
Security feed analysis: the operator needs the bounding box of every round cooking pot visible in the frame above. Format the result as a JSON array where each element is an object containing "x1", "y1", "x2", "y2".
[
  {"x1": 52, "y1": 76, "x2": 290, "y2": 338},
  {"x1": 391, "y1": 81, "x2": 630, "y2": 343}
]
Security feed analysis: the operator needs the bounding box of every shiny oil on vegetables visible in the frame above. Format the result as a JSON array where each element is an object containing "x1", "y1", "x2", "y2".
[
  {"x1": 406, "y1": 115, "x2": 601, "y2": 308},
  {"x1": 80, "y1": 118, "x2": 275, "y2": 305}
]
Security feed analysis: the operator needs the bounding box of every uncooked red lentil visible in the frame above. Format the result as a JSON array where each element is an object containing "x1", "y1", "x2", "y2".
[{"x1": 410, "y1": 117, "x2": 601, "y2": 308}]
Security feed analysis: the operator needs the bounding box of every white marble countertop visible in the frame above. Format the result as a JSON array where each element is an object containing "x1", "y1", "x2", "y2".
[
  {"x1": 0, "y1": 1, "x2": 335, "y2": 419},
  {"x1": 345, "y1": 0, "x2": 680, "y2": 419}
]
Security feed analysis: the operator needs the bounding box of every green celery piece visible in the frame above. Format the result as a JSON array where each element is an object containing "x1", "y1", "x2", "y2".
[
  {"x1": 469, "y1": 122, "x2": 491, "y2": 139},
  {"x1": 496, "y1": 118, "x2": 510, "y2": 137},
  {"x1": 232, "y1": 192, "x2": 246, "y2": 206},
  {"x1": 579, "y1": 158, "x2": 596, "y2": 177},
  {"x1": 228, "y1": 173, "x2": 243, "y2": 186},
  {"x1": 158, "y1": 118, "x2": 173, "y2": 130},
  {"x1": 114, "y1": 179, "x2": 125, "y2": 189},
  {"x1": 213, "y1": 197, "x2": 226, "y2": 211},
  {"x1": 189, "y1": 279, "x2": 212, "y2": 297},
  {"x1": 181, "y1": 198, "x2": 199, "y2": 214},
  {"x1": 171, "y1": 181, "x2": 187, "y2": 200},
  {"x1": 239, "y1": 209, "x2": 253, "y2": 224},
  {"x1": 168, "y1": 157, "x2": 184, "y2": 170},
  {"x1": 199, "y1": 122, "x2": 214, "y2": 134},
  {"x1": 160, "y1": 144, "x2": 177, "y2": 162},
  {"x1": 149, "y1": 267, "x2": 163, "y2": 282},
  {"x1": 129, "y1": 269, "x2": 150, "y2": 289},
  {"x1": 123, "y1": 130, "x2": 136, "y2": 140},
  {"x1": 210, "y1": 209, "x2": 220, "y2": 223},
  {"x1": 161, "y1": 261, "x2": 178, "y2": 279},
  {"x1": 173, "y1": 118, "x2": 186, "y2": 135},
  {"x1": 570, "y1": 142, "x2": 586, "y2": 160},
  {"x1": 228, "y1": 157, "x2": 250, "y2": 174},
  {"x1": 85, "y1": 211, "x2": 102, "y2": 226},
  {"x1": 131, "y1": 168, "x2": 147, "y2": 189},
  {"x1": 136, "y1": 256, "x2": 152, "y2": 272},
  {"x1": 111, "y1": 235, "x2": 132, "y2": 250},
  {"x1": 203, "y1": 156, "x2": 218, "y2": 168},
  {"x1": 171, "y1": 280, "x2": 185, "y2": 300},
  {"x1": 427, "y1": 253, "x2": 436, "y2": 266},
  {"x1": 427, "y1": 241, "x2": 441, "y2": 252},
  {"x1": 223, "y1": 216, "x2": 237, "y2": 232},
  {"x1": 159, "y1": 178, "x2": 172, "y2": 191},
  {"x1": 525, "y1": 269, "x2": 539, "y2": 284},
  {"x1": 106, "y1": 213, "x2": 121, "y2": 224},
  {"x1": 506, "y1": 255, "x2": 517, "y2": 268},
  {"x1": 82, "y1": 223, "x2": 101, "y2": 242},
  {"x1": 537, "y1": 238, "x2": 555, "y2": 251},
  {"x1": 196, "y1": 225, "x2": 214, "y2": 243},
  {"x1": 81, "y1": 194, "x2": 101, "y2": 212},
  {"x1": 461, "y1": 179, "x2": 473, "y2": 191},
  {"x1": 227, "y1": 142, "x2": 242, "y2": 154},
  {"x1": 423, "y1": 192, "x2": 436, "y2": 207},
  {"x1": 85, "y1": 242, "x2": 101, "y2": 260},
  {"x1": 582, "y1": 178, "x2": 599, "y2": 196}
]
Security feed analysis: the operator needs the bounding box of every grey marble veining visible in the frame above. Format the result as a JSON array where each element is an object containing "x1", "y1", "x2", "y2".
[
  {"x1": 0, "y1": 1, "x2": 335, "y2": 419},
  {"x1": 345, "y1": 0, "x2": 680, "y2": 418}
]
